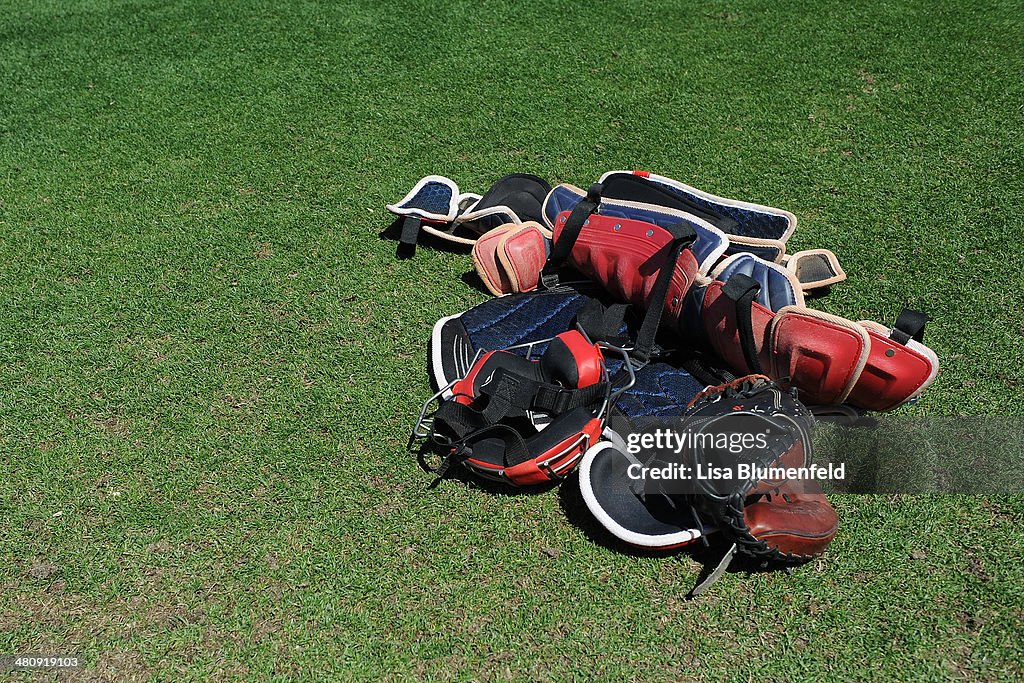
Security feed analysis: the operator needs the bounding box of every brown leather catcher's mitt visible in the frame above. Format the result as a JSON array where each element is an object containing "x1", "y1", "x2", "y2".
[{"x1": 684, "y1": 375, "x2": 839, "y2": 565}]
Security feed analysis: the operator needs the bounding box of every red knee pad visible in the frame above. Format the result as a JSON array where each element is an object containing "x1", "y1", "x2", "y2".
[{"x1": 552, "y1": 212, "x2": 699, "y2": 331}]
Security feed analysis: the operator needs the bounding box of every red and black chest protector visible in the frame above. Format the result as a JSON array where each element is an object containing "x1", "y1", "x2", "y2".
[{"x1": 429, "y1": 330, "x2": 608, "y2": 486}]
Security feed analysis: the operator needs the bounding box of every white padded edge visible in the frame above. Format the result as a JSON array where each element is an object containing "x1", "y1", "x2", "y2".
[
  {"x1": 726, "y1": 235, "x2": 789, "y2": 262},
  {"x1": 578, "y1": 442, "x2": 703, "y2": 549},
  {"x1": 456, "y1": 203, "x2": 524, "y2": 226},
  {"x1": 541, "y1": 183, "x2": 730, "y2": 273},
  {"x1": 386, "y1": 175, "x2": 461, "y2": 222},
  {"x1": 544, "y1": 183, "x2": 569, "y2": 231},
  {"x1": 419, "y1": 224, "x2": 479, "y2": 245},
  {"x1": 858, "y1": 320, "x2": 888, "y2": 335},
  {"x1": 600, "y1": 170, "x2": 798, "y2": 245},
  {"x1": 710, "y1": 252, "x2": 806, "y2": 308},
  {"x1": 430, "y1": 311, "x2": 478, "y2": 399},
  {"x1": 692, "y1": 272, "x2": 714, "y2": 288},
  {"x1": 771, "y1": 305, "x2": 871, "y2": 404},
  {"x1": 457, "y1": 192, "x2": 482, "y2": 211},
  {"x1": 903, "y1": 338, "x2": 940, "y2": 403},
  {"x1": 540, "y1": 184, "x2": 562, "y2": 230}
]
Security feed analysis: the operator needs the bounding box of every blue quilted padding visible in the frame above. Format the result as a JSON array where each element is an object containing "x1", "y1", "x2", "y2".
[
  {"x1": 437, "y1": 290, "x2": 706, "y2": 418},
  {"x1": 544, "y1": 184, "x2": 582, "y2": 221},
  {"x1": 645, "y1": 177, "x2": 791, "y2": 241},
  {"x1": 715, "y1": 253, "x2": 799, "y2": 312},
  {"x1": 397, "y1": 181, "x2": 455, "y2": 217},
  {"x1": 613, "y1": 363, "x2": 704, "y2": 417},
  {"x1": 543, "y1": 185, "x2": 725, "y2": 268},
  {"x1": 460, "y1": 291, "x2": 591, "y2": 355}
]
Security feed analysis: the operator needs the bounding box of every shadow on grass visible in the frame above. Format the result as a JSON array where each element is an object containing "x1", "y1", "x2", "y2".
[
  {"x1": 380, "y1": 216, "x2": 491, "y2": 295},
  {"x1": 379, "y1": 216, "x2": 473, "y2": 257}
]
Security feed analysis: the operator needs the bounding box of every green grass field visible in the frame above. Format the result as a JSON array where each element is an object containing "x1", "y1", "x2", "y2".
[{"x1": 2, "y1": 0, "x2": 1023, "y2": 680}]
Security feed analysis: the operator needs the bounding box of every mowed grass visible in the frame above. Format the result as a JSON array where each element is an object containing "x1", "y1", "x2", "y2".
[{"x1": 1, "y1": 0, "x2": 1022, "y2": 680}]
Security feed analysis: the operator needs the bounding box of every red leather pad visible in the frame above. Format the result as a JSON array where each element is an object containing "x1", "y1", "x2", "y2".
[
  {"x1": 500, "y1": 416, "x2": 602, "y2": 486},
  {"x1": 553, "y1": 211, "x2": 698, "y2": 328},
  {"x1": 700, "y1": 280, "x2": 775, "y2": 374},
  {"x1": 554, "y1": 329, "x2": 605, "y2": 388},
  {"x1": 846, "y1": 328, "x2": 937, "y2": 411},
  {"x1": 744, "y1": 480, "x2": 838, "y2": 558},
  {"x1": 471, "y1": 226, "x2": 516, "y2": 295},
  {"x1": 769, "y1": 307, "x2": 870, "y2": 405},
  {"x1": 451, "y1": 351, "x2": 495, "y2": 404},
  {"x1": 497, "y1": 223, "x2": 549, "y2": 293}
]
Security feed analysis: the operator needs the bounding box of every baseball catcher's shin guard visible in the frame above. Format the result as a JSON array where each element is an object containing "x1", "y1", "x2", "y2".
[
  {"x1": 689, "y1": 254, "x2": 938, "y2": 411},
  {"x1": 541, "y1": 182, "x2": 728, "y2": 274},
  {"x1": 547, "y1": 210, "x2": 700, "y2": 343},
  {"x1": 415, "y1": 330, "x2": 609, "y2": 486},
  {"x1": 597, "y1": 170, "x2": 797, "y2": 262}
]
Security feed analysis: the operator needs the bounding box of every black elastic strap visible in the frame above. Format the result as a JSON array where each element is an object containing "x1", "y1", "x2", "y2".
[
  {"x1": 397, "y1": 216, "x2": 423, "y2": 259},
  {"x1": 437, "y1": 369, "x2": 605, "y2": 440},
  {"x1": 576, "y1": 299, "x2": 630, "y2": 346},
  {"x1": 533, "y1": 381, "x2": 608, "y2": 414},
  {"x1": 476, "y1": 371, "x2": 532, "y2": 424},
  {"x1": 541, "y1": 183, "x2": 603, "y2": 288},
  {"x1": 890, "y1": 308, "x2": 930, "y2": 345},
  {"x1": 632, "y1": 224, "x2": 697, "y2": 362},
  {"x1": 431, "y1": 400, "x2": 492, "y2": 441},
  {"x1": 721, "y1": 273, "x2": 763, "y2": 375},
  {"x1": 432, "y1": 423, "x2": 533, "y2": 479},
  {"x1": 430, "y1": 371, "x2": 533, "y2": 442},
  {"x1": 477, "y1": 370, "x2": 606, "y2": 416},
  {"x1": 681, "y1": 355, "x2": 735, "y2": 387}
]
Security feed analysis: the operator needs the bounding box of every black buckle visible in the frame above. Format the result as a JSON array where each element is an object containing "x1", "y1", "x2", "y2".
[{"x1": 540, "y1": 271, "x2": 560, "y2": 290}]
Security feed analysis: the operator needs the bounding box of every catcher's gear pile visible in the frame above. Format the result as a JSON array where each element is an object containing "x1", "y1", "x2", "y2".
[{"x1": 392, "y1": 170, "x2": 938, "y2": 594}]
